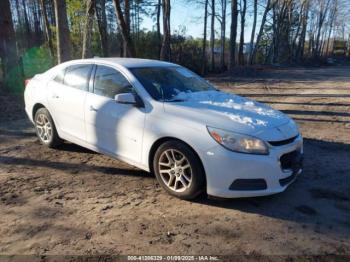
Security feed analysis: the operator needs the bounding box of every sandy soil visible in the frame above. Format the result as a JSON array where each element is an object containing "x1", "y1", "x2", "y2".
[{"x1": 0, "y1": 66, "x2": 349, "y2": 257}]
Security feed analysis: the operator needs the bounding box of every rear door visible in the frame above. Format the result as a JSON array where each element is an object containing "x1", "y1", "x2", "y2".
[
  {"x1": 85, "y1": 64, "x2": 146, "y2": 163},
  {"x1": 47, "y1": 64, "x2": 93, "y2": 142}
]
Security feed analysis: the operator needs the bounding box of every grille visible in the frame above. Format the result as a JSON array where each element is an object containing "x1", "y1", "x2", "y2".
[{"x1": 268, "y1": 135, "x2": 298, "y2": 146}]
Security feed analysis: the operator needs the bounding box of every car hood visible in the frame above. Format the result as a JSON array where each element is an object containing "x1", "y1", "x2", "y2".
[{"x1": 163, "y1": 91, "x2": 299, "y2": 141}]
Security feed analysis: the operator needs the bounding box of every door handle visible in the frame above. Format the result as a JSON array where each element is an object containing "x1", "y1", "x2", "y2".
[
  {"x1": 52, "y1": 94, "x2": 59, "y2": 99},
  {"x1": 89, "y1": 105, "x2": 98, "y2": 112}
]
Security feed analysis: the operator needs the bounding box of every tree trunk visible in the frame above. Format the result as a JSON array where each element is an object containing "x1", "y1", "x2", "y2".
[
  {"x1": 123, "y1": 0, "x2": 130, "y2": 57},
  {"x1": 220, "y1": 0, "x2": 227, "y2": 71},
  {"x1": 250, "y1": 0, "x2": 272, "y2": 65},
  {"x1": 248, "y1": 0, "x2": 257, "y2": 64},
  {"x1": 347, "y1": 33, "x2": 350, "y2": 57},
  {"x1": 82, "y1": 0, "x2": 95, "y2": 59},
  {"x1": 296, "y1": 0, "x2": 309, "y2": 61},
  {"x1": 112, "y1": 0, "x2": 135, "y2": 57},
  {"x1": 271, "y1": 4, "x2": 277, "y2": 63},
  {"x1": 49, "y1": 0, "x2": 56, "y2": 26},
  {"x1": 325, "y1": 2, "x2": 337, "y2": 57},
  {"x1": 15, "y1": 0, "x2": 24, "y2": 50},
  {"x1": 156, "y1": 0, "x2": 161, "y2": 58},
  {"x1": 40, "y1": 0, "x2": 54, "y2": 56},
  {"x1": 238, "y1": 0, "x2": 246, "y2": 65},
  {"x1": 21, "y1": 0, "x2": 32, "y2": 47},
  {"x1": 201, "y1": 0, "x2": 209, "y2": 75},
  {"x1": 0, "y1": 0, "x2": 18, "y2": 81},
  {"x1": 95, "y1": 0, "x2": 109, "y2": 56},
  {"x1": 275, "y1": 0, "x2": 293, "y2": 63},
  {"x1": 33, "y1": 0, "x2": 42, "y2": 45},
  {"x1": 210, "y1": 0, "x2": 215, "y2": 71},
  {"x1": 53, "y1": 0, "x2": 71, "y2": 63},
  {"x1": 291, "y1": 2, "x2": 303, "y2": 61},
  {"x1": 15, "y1": 0, "x2": 23, "y2": 30},
  {"x1": 160, "y1": 0, "x2": 171, "y2": 61},
  {"x1": 228, "y1": 0, "x2": 238, "y2": 70},
  {"x1": 314, "y1": 0, "x2": 331, "y2": 57}
]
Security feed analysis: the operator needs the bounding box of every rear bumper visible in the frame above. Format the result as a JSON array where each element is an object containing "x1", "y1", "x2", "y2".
[
  {"x1": 25, "y1": 106, "x2": 34, "y2": 123},
  {"x1": 200, "y1": 135, "x2": 303, "y2": 198}
]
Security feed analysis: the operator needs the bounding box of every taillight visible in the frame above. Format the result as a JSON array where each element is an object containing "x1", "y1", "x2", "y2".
[{"x1": 24, "y1": 78, "x2": 32, "y2": 87}]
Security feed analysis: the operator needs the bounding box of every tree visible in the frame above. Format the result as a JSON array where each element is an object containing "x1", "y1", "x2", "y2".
[
  {"x1": 219, "y1": 0, "x2": 227, "y2": 71},
  {"x1": 296, "y1": 0, "x2": 310, "y2": 61},
  {"x1": 228, "y1": 0, "x2": 238, "y2": 70},
  {"x1": 113, "y1": 0, "x2": 135, "y2": 57},
  {"x1": 82, "y1": 0, "x2": 96, "y2": 58},
  {"x1": 0, "y1": 0, "x2": 18, "y2": 81},
  {"x1": 40, "y1": 0, "x2": 54, "y2": 56},
  {"x1": 95, "y1": 0, "x2": 109, "y2": 56},
  {"x1": 248, "y1": 0, "x2": 258, "y2": 63},
  {"x1": 325, "y1": 0, "x2": 338, "y2": 56},
  {"x1": 270, "y1": 0, "x2": 294, "y2": 64},
  {"x1": 160, "y1": 0, "x2": 171, "y2": 61},
  {"x1": 347, "y1": 33, "x2": 350, "y2": 57},
  {"x1": 238, "y1": 0, "x2": 247, "y2": 65},
  {"x1": 201, "y1": 0, "x2": 209, "y2": 75},
  {"x1": 53, "y1": 0, "x2": 71, "y2": 63},
  {"x1": 2, "y1": 0, "x2": 350, "y2": 80},
  {"x1": 33, "y1": 0, "x2": 43, "y2": 45},
  {"x1": 209, "y1": 0, "x2": 215, "y2": 71},
  {"x1": 156, "y1": 0, "x2": 162, "y2": 57},
  {"x1": 123, "y1": 0, "x2": 131, "y2": 57},
  {"x1": 21, "y1": 0, "x2": 32, "y2": 47},
  {"x1": 314, "y1": 0, "x2": 332, "y2": 57},
  {"x1": 250, "y1": 0, "x2": 273, "y2": 64}
]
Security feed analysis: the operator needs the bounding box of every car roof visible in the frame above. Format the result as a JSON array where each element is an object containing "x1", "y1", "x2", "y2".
[{"x1": 76, "y1": 57, "x2": 178, "y2": 68}]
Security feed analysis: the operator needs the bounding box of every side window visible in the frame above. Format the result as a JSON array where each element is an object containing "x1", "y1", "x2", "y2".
[
  {"x1": 53, "y1": 68, "x2": 65, "y2": 84},
  {"x1": 63, "y1": 64, "x2": 92, "y2": 91},
  {"x1": 93, "y1": 65, "x2": 133, "y2": 98}
]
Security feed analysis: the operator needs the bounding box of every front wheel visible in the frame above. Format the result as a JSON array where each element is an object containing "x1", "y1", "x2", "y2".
[
  {"x1": 153, "y1": 140, "x2": 205, "y2": 200},
  {"x1": 34, "y1": 107, "x2": 62, "y2": 148}
]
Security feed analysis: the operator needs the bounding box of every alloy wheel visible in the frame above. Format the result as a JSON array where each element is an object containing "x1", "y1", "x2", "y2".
[
  {"x1": 35, "y1": 113, "x2": 52, "y2": 143},
  {"x1": 158, "y1": 149, "x2": 192, "y2": 192}
]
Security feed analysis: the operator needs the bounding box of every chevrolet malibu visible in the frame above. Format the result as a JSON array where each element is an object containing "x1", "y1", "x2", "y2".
[{"x1": 24, "y1": 58, "x2": 303, "y2": 199}]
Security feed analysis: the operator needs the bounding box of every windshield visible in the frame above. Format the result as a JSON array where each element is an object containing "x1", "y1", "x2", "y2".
[{"x1": 129, "y1": 66, "x2": 216, "y2": 101}]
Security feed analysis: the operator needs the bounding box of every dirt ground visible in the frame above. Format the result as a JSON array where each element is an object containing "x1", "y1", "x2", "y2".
[{"x1": 0, "y1": 66, "x2": 349, "y2": 257}]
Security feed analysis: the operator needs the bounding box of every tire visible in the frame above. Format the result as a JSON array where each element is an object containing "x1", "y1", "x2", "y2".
[
  {"x1": 34, "y1": 107, "x2": 62, "y2": 148},
  {"x1": 153, "y1": 140, "x2": 205, "y2": 200}
]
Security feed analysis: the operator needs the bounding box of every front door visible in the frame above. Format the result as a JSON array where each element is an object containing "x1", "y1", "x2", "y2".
[{"x1": 85, "y1": 65, "x2": 146, "y2": 163}]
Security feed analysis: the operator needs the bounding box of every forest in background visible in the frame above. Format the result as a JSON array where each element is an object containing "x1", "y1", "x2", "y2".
[{"x1": 0, "y1": 0, "x2": 350, "y2": 92}]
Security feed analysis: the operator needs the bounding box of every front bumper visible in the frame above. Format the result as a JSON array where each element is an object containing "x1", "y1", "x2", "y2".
[{"x1": 201, "y1": 135, "x2": 303, "y2": 198}]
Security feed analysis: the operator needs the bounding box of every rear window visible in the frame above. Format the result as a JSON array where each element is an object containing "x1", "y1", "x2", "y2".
[
  {"x1": 53, "y1": 69, "x2": 65, "y2": 84},
  {"x1": 63, "y1": 64, "x2": 93, "y2": 91}
]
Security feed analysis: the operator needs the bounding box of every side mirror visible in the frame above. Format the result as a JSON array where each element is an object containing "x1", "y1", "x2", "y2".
[{"x1": 115, "y1": 93, "x2": 137, "y2": 105}]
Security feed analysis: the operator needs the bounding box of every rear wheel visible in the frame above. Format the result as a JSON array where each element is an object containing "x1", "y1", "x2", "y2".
[
  {"x1": 153, "y1": 140, "x2": 205, "y2": 200},
  {"x1": 34, "y1": 108, "x2": 62, "y2": 148}
]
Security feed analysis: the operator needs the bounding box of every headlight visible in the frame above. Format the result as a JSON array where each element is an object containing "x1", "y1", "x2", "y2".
[{"x1": 207, "y1": 126, "x2": 269, "y2": 155}]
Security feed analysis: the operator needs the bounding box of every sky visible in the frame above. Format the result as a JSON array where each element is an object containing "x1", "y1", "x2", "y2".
[{"x1": 141, "y1": 1, "x2": 256, "y2": 42}]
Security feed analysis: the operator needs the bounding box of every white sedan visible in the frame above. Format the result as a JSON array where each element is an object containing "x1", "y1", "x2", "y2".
[{"x1": 24, "y1": 58, "x2": 303, "y2": 199}]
